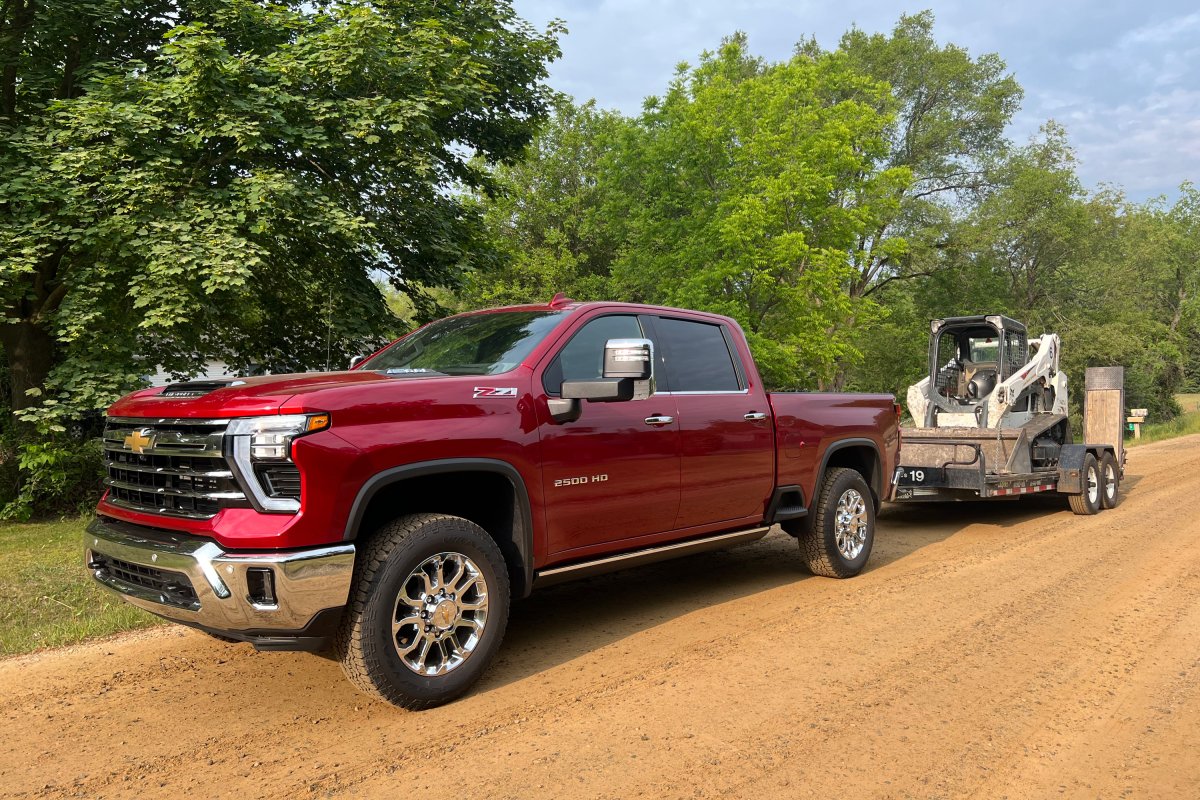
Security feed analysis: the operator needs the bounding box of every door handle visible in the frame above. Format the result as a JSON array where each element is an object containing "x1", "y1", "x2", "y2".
[
  {"x1": 744, "y1": 412, "x2": 768, "y2": 421},
  {"x1": 644, "y1": 415, "x2": 675, "y2": 427}
]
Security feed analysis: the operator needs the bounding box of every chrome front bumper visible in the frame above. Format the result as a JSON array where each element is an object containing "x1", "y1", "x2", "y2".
[{"x1": 85, "y1": 516, "x2": 354, "y2": 640}]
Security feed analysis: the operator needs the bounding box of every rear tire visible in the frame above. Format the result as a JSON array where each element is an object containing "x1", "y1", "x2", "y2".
[
  {"x1": 797, "y1": 468, "x2": 875, "y2": 578},
  {"x1": 335, "y1": 513, "x2": 510, "y2": 710},
  {"x1": 1068, "y1": 453, "x2": 1102, "y2": 515},
  {"x1": 1099, "y1": 452, "x2": 1119, "y2": 509}
]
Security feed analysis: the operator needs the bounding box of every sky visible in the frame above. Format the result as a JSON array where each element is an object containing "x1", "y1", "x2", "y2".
[{"x1": 512, "y1": 0, "x2": 1200, "y2": 203}]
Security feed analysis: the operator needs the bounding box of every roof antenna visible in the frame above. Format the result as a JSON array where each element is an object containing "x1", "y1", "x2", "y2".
[{"x1": 549, "y1": 292, "x2": 574, "y2": 309}]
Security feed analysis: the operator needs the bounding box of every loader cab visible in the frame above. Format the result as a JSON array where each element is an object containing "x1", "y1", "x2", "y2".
[{"x1": 925, "y1": 315, "x2": 1028, "y2": 426}]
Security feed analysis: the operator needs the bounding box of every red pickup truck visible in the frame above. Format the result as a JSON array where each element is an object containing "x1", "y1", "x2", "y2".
[{"x1": 86, "y1": 298, "x2": 900, "y2": 708}]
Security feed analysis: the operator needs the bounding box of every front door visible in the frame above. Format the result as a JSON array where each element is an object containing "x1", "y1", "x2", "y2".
[{"x1": 536, "y1": 313, "x2": 681, "y2": 556}]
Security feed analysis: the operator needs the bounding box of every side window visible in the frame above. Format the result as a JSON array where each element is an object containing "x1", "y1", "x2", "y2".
[
  {"x1": 657, "y1": 317, "x2": 742, "y2": 392},
  {"x1": 542, "y1": 315, "x2": 643, "y2": 395}
]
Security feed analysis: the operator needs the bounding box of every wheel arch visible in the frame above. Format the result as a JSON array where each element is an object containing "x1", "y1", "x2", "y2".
[
  {"x1": 344, "y1": 459, "x2": 535, "y2": 597},
  {"x1": 817, "y1": 439, "x2": 884, "y2": 510}
]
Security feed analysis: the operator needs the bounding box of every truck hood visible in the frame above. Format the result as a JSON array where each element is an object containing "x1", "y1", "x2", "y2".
[{"x1": 107, "y1": 371, "x2": 438, "y2": 418}]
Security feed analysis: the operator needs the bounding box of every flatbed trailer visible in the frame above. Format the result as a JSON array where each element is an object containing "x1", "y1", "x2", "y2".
[{"x1": 891, "y1": 367, "x2": 1127, "y2": 516}]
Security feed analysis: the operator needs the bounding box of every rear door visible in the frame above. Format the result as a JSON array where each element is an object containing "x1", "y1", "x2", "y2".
[
  {"x1": 652, "y1": 315, "x2": 775, "y2": 529},
  {"x1": 536, "y1": 313, "x2": 681, "y2": 556}
]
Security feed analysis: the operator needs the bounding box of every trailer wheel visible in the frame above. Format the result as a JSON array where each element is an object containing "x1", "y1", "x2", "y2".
[
  {"x1": 335, "y1": 513, "x2": 510, "y2": 710},
  {"x1": 1068, "y1": 454, "x2": 1102, "y2": 515},
  {"x1": 1099, "y1": 452, "x2": 1119, "y2": 509},
  {"x1": 797, "y1": 467, "x2": 875, "y2": 578}
]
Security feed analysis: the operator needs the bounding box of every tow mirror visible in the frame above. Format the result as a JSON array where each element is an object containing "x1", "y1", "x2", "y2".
[
  {"x1": 602, "y1": 338, "x2": 653, "y2": 380},
  {"x1": 349, "y1": 355, "x2": 366, "y2": 370},
  {"x1": 554, "y1": 339, "x2": 655, "y2": 423}
]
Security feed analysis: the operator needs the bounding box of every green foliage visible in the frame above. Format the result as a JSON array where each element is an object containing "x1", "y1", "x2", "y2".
[
  {"x1": 464, "y1": 99, "x2": 628, "y2": 307},
  {"x1": 608, "y1": 39, "x2": 911, "y2": 388},
  {"x1": 1, "y1": 0, "x2": 563, "y2": 432},
  {"x1": 0, "y1": 438, "x2": 105, "y2": 521}
]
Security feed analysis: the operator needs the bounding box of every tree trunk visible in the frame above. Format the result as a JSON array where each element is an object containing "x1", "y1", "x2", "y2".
[{"x1": 0, "y1": 319, "x2": 55, "y2": 418}]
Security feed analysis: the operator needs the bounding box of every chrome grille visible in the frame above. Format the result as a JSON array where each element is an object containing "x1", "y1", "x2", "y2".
[{"x1": 103, "y1": 418, "x2": 249, "y2": 519}]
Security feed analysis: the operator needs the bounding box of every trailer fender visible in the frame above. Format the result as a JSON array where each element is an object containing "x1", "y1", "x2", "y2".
[{"x1": 1056, "y1": 445, "x2": 1089, "y2": 494}]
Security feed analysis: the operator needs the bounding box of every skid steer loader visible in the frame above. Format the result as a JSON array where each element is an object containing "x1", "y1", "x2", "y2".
[{"x1": 892, "y1": 314, "x2": 1125, "y2": 515}]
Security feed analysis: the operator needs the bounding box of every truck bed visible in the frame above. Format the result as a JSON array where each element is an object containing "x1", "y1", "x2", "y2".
[{"x1": 768, "y1": 392, "x2": 900, "y2": 504}]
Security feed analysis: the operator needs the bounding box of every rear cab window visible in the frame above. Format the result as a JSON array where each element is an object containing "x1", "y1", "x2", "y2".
[{"x1": 655, "y1": 316, "x2": 744, "y2": 392}]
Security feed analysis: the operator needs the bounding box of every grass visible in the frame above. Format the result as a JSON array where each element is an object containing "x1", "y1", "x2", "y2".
[
  {"x1": 1127, "y1": 393, "x2": 1200, "y2": 447},
  {"x1": 0, "y1": 517, "x2": 160, "y2": 656}
]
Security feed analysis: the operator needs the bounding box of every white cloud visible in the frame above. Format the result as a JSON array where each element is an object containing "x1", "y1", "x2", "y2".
[{"x1": 515, "y1": 0, "x2": 1200, "y2": 200}]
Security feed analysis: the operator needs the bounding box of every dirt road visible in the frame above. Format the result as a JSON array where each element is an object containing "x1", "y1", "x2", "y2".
[{"x1": 4, "y1": 436, "x2": 1200, "y2": 799}]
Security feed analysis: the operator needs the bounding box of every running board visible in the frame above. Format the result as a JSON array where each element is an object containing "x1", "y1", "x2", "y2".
[{"x1": 532, "y1": 526, "x2": 772, "y2": 589}]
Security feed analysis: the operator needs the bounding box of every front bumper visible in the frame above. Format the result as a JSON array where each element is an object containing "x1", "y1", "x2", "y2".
[{"x1": 85, "y1": 515, "x2": 354, "y2": 651}]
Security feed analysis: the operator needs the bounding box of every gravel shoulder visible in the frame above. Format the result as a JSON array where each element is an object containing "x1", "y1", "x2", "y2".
[{"x1": 5, "y1": 436, "x2": 1200, "y2": 799}]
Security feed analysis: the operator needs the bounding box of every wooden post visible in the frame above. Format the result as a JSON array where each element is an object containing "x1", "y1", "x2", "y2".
[{"x1": 1127, "y1": 408, "x2": 1148, "y2": 440}]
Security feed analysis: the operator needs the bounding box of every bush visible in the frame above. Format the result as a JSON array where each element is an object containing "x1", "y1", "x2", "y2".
[{"x1": 0, "y1": 438, "x2": 106, "y2": 522}]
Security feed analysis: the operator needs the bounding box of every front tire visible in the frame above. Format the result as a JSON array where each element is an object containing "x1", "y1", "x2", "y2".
[
  {"x1": 797, "y1": 467, "x2": 875, "y2": 578},
  {"x1": 335, "y1": 513, "x2": 510, "y2": 710},
  {"x1": 1099, "y1": 452, "x2": 1119, "y2": 509},
  {"x1": 1068, "y1": 453, "x2": 1102, "y2": 515}
]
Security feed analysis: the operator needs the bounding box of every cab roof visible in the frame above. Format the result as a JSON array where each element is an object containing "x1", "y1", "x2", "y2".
[{"x1": 932, "y1": 314, "x2": 1027, "y2": 335}]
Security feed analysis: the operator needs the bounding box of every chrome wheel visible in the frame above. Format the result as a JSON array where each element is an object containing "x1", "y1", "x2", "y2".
[
  {"x1": 392, "y1": 552, "x2": 488, "y2": 677},
  {"x1": 1104, "y1": 463, "x2": 1117, "y2": 501},
  {"x1": 834, "y1": 488, "x2": 869, "y2": 561}
]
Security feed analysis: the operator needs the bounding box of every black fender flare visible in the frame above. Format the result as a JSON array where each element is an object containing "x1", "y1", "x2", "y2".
[
  {"x1": 343, "y1": 458, "x2": 535, "y2": 597},
  {"x1": 816, "y1": 438, "x2": 884, "y2": 509}
]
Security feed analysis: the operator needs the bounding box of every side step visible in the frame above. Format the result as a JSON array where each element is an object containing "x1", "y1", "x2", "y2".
[{"x1": 532, "y1": 526, "x2": 771, "y2": 589}]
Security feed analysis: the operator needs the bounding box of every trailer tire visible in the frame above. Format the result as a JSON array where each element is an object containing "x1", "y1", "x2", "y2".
[
  {"x1": 1099, "y1": 452, "x2": 1119, "y2": 509},
  {"x1": 1068, "y1": 454, "x2": 1102, "y2": 515},
  {"x1": 798, "y1": 467, "x2": 875, "y2": 578},
  {"x1": 335, "y1": 513, "x2": 510, "y2": 710}
]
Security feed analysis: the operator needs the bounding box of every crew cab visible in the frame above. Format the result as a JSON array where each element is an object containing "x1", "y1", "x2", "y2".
[{"x1": 85, "y1": 297, "x2": 900, "y2": 708}]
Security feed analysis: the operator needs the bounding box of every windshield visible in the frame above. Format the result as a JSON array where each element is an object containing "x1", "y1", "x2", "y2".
[
  {"x1": 967, "y1": 336, "x2": 999, "y2": 363},
  {"x1": 365, "y1": 311, "x2": 565, "y2": 376}
]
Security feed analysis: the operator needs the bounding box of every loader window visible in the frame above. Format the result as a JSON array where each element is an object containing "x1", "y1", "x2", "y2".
[{"x1": 967, "y1": 337, "x2": 998, "y2": 363}]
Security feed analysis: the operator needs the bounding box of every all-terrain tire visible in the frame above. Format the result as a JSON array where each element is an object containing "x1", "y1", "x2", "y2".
[
  {"x1": 798, "y1": 467, "x2": 875, "y2": 578},
  {"x1": 1068, "y1": 453, "x2": 1102, "y2": 515},
  {"x1": 1099, "y1": 452, "x2": 1120, "y2": 509},
  {"x1": 335, "y1": 513, "x2": 510, "y2": 710}
]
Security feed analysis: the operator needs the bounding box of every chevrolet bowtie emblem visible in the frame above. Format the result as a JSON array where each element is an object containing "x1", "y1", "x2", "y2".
[{"x1": 123, "y1": 428, "x2": 154, "y2": 454}]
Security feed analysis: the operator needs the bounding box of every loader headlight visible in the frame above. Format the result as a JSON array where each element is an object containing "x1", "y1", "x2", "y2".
[{"x1": 227, "y1": 414, "x2": 330, "y2": 512}]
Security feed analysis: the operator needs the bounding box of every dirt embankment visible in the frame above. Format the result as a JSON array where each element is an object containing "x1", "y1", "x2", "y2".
[{"x1": 4, "y1": 436, "x2": 1200, "y2": 799}]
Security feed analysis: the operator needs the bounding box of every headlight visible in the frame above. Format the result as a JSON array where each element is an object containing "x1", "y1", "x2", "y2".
[{"x1": 227, "y1": 413, "x2": 330, "y2": 513}]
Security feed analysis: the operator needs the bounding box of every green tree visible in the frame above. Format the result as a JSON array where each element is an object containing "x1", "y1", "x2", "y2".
[
  {"x1": 464, "y1": 98, "x2": 628, "y2": 306},
  {"x1": 607, "y1": 37, "x2": 911, "y2": 388},
  {"x1": 826, "y1": 11, "x2": 1023, "y2": 298},
  {"x1": 0, "y1": 0, "x2": 562, "y2": 429}
]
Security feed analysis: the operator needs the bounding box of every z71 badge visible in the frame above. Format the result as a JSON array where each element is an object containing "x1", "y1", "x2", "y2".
[{"x1": 473, "y1": 386, "x2": 518, "y2": 398}]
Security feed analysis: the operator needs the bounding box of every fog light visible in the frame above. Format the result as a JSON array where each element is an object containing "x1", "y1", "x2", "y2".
[{"x1": 246, "y1": 568, "x2": 277, "y2": 606}]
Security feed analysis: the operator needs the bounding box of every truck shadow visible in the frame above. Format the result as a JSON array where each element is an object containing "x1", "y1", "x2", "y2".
[{"x1": 479, "y1": 494, "x2": 1070, "y2": 694}]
